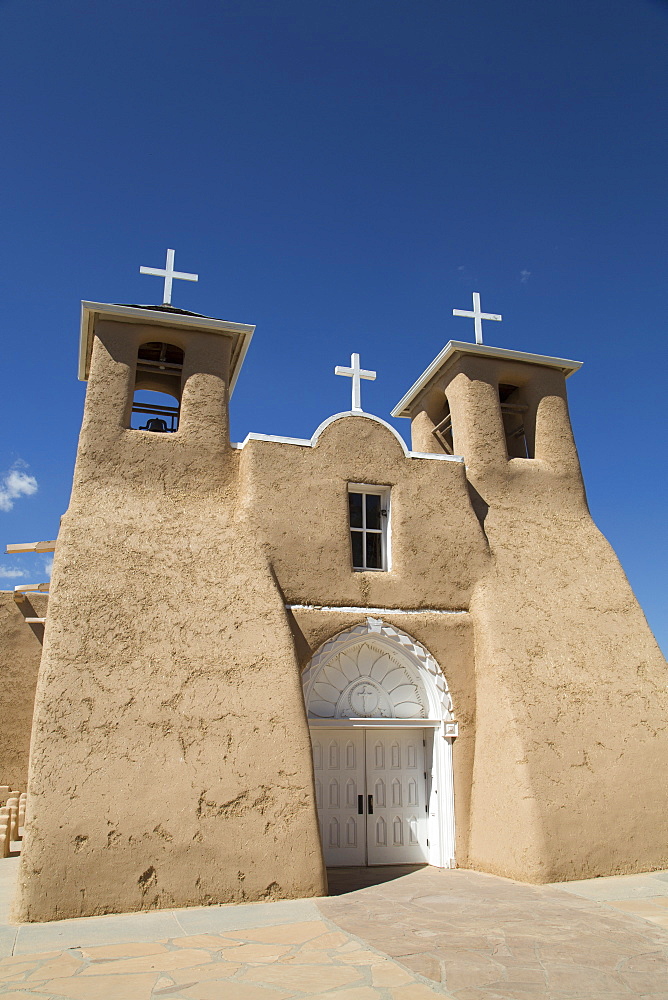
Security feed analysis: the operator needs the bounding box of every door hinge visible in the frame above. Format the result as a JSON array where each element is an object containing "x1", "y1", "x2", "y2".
[{"x1": 426, "y1": 839, "x2": 429, "y2": 847}]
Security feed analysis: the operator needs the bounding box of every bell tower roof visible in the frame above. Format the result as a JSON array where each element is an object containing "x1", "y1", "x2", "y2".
[
  {"x1": 78, "y1": 301, "x2": 255, "y2": 394},
  {"x1": 391, "y1": 340, "x2": 582, "y2": 419}
]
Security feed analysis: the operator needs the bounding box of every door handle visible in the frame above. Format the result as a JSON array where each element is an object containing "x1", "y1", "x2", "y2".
[
  {"x1": 357, "y1": 795, "x2": 363, "y2": 815},
  {"x1": 368, "y1": 794, "x2": 374, "y2": 815}
]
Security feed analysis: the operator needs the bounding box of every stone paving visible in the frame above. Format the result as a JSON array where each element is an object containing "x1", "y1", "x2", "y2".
[
  {"x1": 320, "y1": 866, "x2": 668, "y2": 998},
  {"x1": 0, "y1": 859, "x2": 668, "y2": 998},
  {"x1": 0, "y1": 917, "x2": 443, "y2": 999},
  {"x1": 555, "y1": 870, "x2": 668, "y2": 929}
]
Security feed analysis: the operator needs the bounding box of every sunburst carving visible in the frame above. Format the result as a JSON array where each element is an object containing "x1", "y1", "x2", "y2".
[{"x1": 302, "y1": 620, "x2": 453, "y2": 721}]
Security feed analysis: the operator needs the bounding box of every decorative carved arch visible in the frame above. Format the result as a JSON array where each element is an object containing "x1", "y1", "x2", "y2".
[{"x1": 302, "y1": 617, "x2": 453, "y2": 721}]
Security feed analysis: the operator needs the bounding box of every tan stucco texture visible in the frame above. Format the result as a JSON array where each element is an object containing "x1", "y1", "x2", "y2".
[
  {"x1": 406, "y1": 354, "x2": 668, "y2": 883},
  {"x1": 0, "y1": 593, "x2": 47, "y2": 791},
  {"x1": 16, "y1": 321, "x2": 326, "y2": 922},
  {"x1": 239, "y1": 418, "x2": 488, "y2": 611},
  {"x1": 15, "y1": 310, "x2": 668, "y2": 922}
]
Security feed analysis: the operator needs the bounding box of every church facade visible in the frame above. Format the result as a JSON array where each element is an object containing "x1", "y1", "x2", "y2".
[{"x1": 4, "y1": 297, "x2": 667, "y2": 922}]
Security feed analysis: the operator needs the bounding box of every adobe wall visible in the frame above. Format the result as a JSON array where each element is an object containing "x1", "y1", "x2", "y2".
[
  {"x1": 17, "y1": 311, "x2": 667, "y2": 917},
  {"x1": 238, "y1": 416, "x2": 487, "y2": 866},
  {"x1": 237, "y1": 416, "x2": 490, "y2": 611},
  {"x1": 411, "y1": 356, "x2": 668, "y2": 882},
  {"x1": 16, "y1": 319, "x2": 325, "y2": 922},
  {"x1": 0, "y1": 593, "x2": 47, "y2": 791}
]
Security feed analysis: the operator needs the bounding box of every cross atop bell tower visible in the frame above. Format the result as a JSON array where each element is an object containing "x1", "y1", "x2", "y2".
[
  {"x1": 139, "y1": 248, "x2": 199, "y2": 305},
  {"x1": 452, "y1": 291, "x2": 502, "y2": 345}
]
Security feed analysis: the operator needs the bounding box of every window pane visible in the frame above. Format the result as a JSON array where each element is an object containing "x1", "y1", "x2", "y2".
[
  {"x1": 366, "y1": 493, "x2": 382, "y2": 530},
  {"x1": 349, "y1": 492, "x2": 363, "y2": 528},
  {"x1": 351, "y1": 530, "x2": 364, "y2": 568},
  {"x1": 366, "y1": 532, "x2": 383, "y2": 569}
]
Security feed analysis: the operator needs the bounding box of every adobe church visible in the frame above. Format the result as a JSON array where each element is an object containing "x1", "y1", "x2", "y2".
[{"x1": 2, "y1": 256, "x2": 666, "y2": 922}]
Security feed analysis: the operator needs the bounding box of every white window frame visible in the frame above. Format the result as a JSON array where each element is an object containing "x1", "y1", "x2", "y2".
[{"x1": 347, "y1": 484, "x2": 391, "y2": 572}]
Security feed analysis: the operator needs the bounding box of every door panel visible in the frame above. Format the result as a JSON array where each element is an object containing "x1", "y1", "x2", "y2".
[
  {"x1": 311, "y1": 729, "x2": 428, "y2": 866},
  {"x1": 366, "y1": 730, "x2": 428, "y2": 864},
  {"x1": 311, "y1": 731, "x2": 365, "y2": 865}
]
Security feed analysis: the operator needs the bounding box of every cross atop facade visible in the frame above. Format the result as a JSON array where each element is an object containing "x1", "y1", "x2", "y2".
[
  {"x1": 453, "y1": 291, "x2": 502, "y2": 345},
  {"x1": 335, "y1": 353, "x2": 377, "y2": 412},
  {"x1": 139, "y1": 248, "x2": 199, "y2": 305}
]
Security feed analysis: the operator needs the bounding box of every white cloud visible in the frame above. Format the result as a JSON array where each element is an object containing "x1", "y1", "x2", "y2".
[
  {"x1": 0, "y1": 464, "x2": 38, "y2": 512},
  {"x1": 0, "y1": 566, "x2": 29, "y2": 579},
  {"x1": 520, "y1": 269, "x2": 531, "y2": 284},
  {"x1": 43, "y1": 557, "x2": 54, "y2": 579}
]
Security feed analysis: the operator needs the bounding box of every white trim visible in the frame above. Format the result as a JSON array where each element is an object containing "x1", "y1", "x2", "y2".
[
  {"x1": 308, "y1": 718, "x2": 442, "y2": 728},
  {"x1": 408, "y1": 450, "x2": 460, "y2": 461},
  {"x1": 308, "y1": 718, "x2": 458, "y2": 739},
  {"x1": 232, "y1": 432, "x2": 312, "y2": 448},
  {"x1": 286, "y1": 604, "x2": 467, "y2": 615},
  {"x1": 391, "y1": 340, "x2": 583, "y2": 418},
  {"x1": 78, "y1": 301, "x2": 255, "y2": 396},
  {"x1": 231, "y1": 411, "x2": 464, "y2": 461}
]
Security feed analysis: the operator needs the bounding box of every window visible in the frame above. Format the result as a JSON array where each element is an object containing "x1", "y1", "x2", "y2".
[{"x1": 348, "y1": 486, "x2": 390, "y2": 571}]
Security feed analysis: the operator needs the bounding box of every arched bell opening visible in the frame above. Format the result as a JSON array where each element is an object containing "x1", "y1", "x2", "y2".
[
  {"x1": 432, "y1": 394, "x2": 454, "y2": 455},
  {"x1": 302, "y1": 619, "x2": 457, "y2": 870},
  {"x1": 499, "y1": 383, "x2": 533, "y2": 458},
  {"x1": 130, "y1": 341, "x2": 184, "y2": 433}
]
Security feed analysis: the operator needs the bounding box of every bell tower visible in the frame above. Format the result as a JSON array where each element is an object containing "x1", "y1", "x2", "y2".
[
  {"x1": 74, "y1": 300, "x2": 254, "y2": 477},
  {"x1": 391, "y1": 331, "x2": 668, "y2": 883},
  {"x1": 17, "y1": 300, "x2": 327, "y2": 922},
  {"x1": 392, "y1": 339, "x2": 582, "y2": 476}
]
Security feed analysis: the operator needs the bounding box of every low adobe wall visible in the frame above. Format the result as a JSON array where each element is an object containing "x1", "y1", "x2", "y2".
[{"x1": 0, "y1": 592, "x2": 47, "y2": 791}]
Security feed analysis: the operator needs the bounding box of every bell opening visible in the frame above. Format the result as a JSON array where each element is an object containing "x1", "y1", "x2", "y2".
[{"x1": 130, "y1": 341, "x2": 184, "y2": 433}]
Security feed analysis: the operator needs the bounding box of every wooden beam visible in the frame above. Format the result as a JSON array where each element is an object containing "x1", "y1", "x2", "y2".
[
  {"x1": 24, "y1": 618, "x2": 46, "y2": 625},
  {"x1": 13, "y1": 584, "x2": 49, "y2": 593},
  {"x1": 5, "y1": 541, "x2": 56, "y2": 554}
]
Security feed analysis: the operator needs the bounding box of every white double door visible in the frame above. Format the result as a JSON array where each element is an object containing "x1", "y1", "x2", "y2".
[{"x1": 311, "y1": 728, "x2": 428, "y2": 866}]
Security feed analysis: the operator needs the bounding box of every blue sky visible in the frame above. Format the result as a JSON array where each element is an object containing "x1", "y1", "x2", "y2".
[{"x1": 0, "y1": 0, "x2": 666, "y2": 652}]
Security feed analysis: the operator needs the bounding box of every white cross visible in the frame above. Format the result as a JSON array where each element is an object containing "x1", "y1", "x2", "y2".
[
  {"x1": 139, "y1": 248, "x2": 198, "y2": 305},
  {"x1": 453, "y1": 291, "x2": 502, "y2": 345},
  {"x1": 334, "y1": 353, "x2": 376, "y2": 412}
]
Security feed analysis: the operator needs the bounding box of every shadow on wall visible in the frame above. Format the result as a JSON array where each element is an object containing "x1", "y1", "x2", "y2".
[
  {"x1": 466, "y1": 482, "x2": 489, "y2": 531},
  {"x1": 14, "y1": 597, "x2": 45, "y2": 644}
]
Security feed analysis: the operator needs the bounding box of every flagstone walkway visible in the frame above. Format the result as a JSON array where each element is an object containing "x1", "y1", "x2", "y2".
[{"x1": 0, "y1": 857, "x2": 667, "y2": 998}]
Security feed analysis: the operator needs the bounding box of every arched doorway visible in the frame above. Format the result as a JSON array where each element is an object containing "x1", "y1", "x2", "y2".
[{"x1": 302, "y1": 617, "x2": 457, "y2": 868}]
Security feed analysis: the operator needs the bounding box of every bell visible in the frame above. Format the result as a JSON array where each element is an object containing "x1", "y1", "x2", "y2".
[{"x1": 143, "y1": 418, "x2": 168, "y2": 433}]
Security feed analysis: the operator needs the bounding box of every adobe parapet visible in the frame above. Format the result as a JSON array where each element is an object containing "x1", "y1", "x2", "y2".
[{"x1": 232, "y1": 410, "x2": 464, "y2": 462}]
